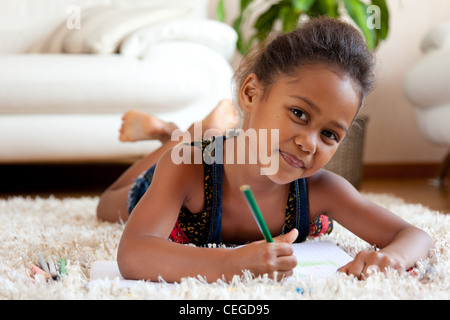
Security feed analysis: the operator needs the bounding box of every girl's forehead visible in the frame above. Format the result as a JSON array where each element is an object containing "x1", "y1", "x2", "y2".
[{"x1": 272, "y1": 66, "x2": 361, "y2": 118}]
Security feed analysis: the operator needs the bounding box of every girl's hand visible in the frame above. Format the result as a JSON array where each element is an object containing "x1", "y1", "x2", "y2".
[
  {"x1": 230, "y1": 229, "x2": 299, "y2": 281},
  {"x1": 338, "y1": 250, "x2": 406, "y2": 280}
]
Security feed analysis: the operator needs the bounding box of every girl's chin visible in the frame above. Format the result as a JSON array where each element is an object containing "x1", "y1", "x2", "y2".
[
  {"x1": 262, "y1": 170, "x2": 304, "y2": 185},
  {"x1": 261, "y1": 166, "x2": 319, "y2": 184}
]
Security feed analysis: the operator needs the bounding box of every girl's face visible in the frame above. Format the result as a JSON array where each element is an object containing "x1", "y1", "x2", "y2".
[{"x1": 240, "y1": 64, "x2": 360, "y2": 184}]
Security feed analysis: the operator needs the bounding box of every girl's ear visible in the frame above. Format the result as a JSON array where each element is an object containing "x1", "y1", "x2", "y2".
[{"x1": 239, "y1": 73, "x2": 261, "y2": 112}]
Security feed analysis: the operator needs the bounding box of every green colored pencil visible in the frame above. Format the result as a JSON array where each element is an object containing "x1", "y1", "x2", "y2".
[
  {"x1": 240, "y1": 185, "x2": 274, "y2": 243},
  {"x1": 59, "y1": 258, "x2": 67, "y2": 277}
]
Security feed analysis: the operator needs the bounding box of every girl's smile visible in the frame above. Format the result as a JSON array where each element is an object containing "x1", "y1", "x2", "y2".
[{"x1": 280, "y1": 150, "x2": 307, "y2": 169}]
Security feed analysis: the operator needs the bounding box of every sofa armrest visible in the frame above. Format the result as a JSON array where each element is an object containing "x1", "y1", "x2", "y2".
[{"x1": 120, "y1": 19, "x2": 237, "y2": 61}]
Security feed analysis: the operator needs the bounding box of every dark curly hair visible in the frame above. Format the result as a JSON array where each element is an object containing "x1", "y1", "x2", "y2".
[{"x1": 233, "y1": 16, "x2": 376, "y2": 110}]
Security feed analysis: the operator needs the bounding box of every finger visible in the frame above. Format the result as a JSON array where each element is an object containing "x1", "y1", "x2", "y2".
[
  {"x1": 273, "y1": 243, "x2": 294, "y2": 257},
  {"x1": 275, "y1": 255, "x2": 298, "y2": 271},
  {"x1": 338, "y1": 258, "x2": 366, "y2": 280},
  {"x1": 273, "y1": 228, "x2": 298, "y2": 244},
  {"x1": 365, "y1": 255, "x2": 404, "y2": 276},
  {"x1": 360, "y1": 252, "x2": 397, "y2": 279},
  {"x1": 361, "y1": 265, "x2": 380, "y2": 279},
  {"x1": 360, "y1": 252, "x2": 390, "y2": 278},
  {"x1": 337, "y1": 262, "x2": 350, "y2": 274}
]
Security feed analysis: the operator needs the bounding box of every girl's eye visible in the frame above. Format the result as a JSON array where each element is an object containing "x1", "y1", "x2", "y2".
[
  {"x1": 291, "y1": 108, "x2": 307, "y2": 121},
  {"x1": 322, "y1": 130, "x2": 339, "y2": 142}
]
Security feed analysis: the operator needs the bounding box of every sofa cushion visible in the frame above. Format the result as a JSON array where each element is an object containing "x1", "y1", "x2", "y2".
[
  {"x1": 30, "y1": 6, "x2": 191, "y2": 54},
  {"x1": 0, "y1": 0, "x2": 209, "y2": 54},
  {"x1": 33, "y1": 6, "x2": 120, "y2": 54},
  {"x1": 120, "y1": 19, "x2": 237, "y2": 61},
  {"x1": 66, "y1": 6, "x2": 191, "y2": 54}
]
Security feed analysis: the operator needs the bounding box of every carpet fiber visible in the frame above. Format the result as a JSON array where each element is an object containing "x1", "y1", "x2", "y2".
[{"x1": 0, "y1": 193, "x2": 449, "y2": 300}]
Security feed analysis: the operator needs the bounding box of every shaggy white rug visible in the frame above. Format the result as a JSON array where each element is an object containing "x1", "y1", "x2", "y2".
[{"x1": 0, "y1": 193, "x2": 448, "y2": 300}]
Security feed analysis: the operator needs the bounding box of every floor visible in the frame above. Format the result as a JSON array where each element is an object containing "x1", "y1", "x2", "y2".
[
  {"x1": 360, "y1": 178, "x2": 449, "y2": 214},
  {"x1": 1, "y1": 164, "x2": 449, "y2": 214}
]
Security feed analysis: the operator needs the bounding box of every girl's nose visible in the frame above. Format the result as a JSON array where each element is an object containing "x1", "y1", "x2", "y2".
[{"x1": 295, "y1": 132, "x2": 317, "y2": 154}]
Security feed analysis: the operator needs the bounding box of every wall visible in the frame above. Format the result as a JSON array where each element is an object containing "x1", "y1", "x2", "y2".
[
  {"x1": 362, "y1": 0, "x2": 450, "y2": 164},
  {"x1": 208, "y1": 0, "x2": 450, "y2": 165}
]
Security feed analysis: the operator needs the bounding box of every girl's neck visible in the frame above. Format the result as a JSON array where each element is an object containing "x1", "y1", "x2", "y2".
[{"x1": 222, "y1": 136, "x2": 286, "y2": 196}]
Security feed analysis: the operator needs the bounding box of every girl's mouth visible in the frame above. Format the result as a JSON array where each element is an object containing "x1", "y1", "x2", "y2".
[{"x1": 280, "y1": 151, "x2": 306, "y2": 169}]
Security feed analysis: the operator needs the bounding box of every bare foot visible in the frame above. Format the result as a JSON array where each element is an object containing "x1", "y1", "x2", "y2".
[
  {"x1": 202, "y1": 99, "x2": 240, "y2": 136},
  {"x1": 119, "y1": 110, "x2": 178, "y2": 142}
]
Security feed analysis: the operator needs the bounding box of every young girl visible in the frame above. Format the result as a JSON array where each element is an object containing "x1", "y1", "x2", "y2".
[{"x1": 97, "y1": 17, "x2": 434, "y2": 282}]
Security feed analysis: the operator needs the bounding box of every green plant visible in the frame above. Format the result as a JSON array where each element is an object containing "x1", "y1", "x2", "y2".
[{"x1": 216, "y1": 0, "x2": 389, "y2": 54}]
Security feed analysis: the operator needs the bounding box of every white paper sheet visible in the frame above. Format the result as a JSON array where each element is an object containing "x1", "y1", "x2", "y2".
[
  {"x1": 291, "y1": 240, "x2": 353, "y2": 280},
  {"x1": 89, "y1": 241, "x2": 353, "y2": 286}
]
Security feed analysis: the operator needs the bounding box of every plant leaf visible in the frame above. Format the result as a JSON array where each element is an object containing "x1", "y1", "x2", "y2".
[
  {"x1": 316, "y1": 0, "x2": 339, "y2": 17},
  {"x1": 232, "y1": 16, "x2": 247, "y2": 55},
  {"x1": 232, "y1": 0, "x2": 255, "y2": 55},
  {"x1": 254, "y1": 3, "x2": 282, "y2": 42},
  {"x1": 371, "y1": 0, "x2": 389, "y2": 39},
  {"x1": 229, "y1": 0, "x2": 388, "y2": 54},
  {"x1": 216, "y1": 0, "x2": 226, "y2": 22},
  {"x1": 280, "y1": 5, "x2": 301, "y2": 32},
  {"x1": 254, "y1": 3, "x2": 282, "y2": 31},
  {"x1": 240, "y1": 0, "x2": 253, "y2": 12},
  {"x1": 292, "y1": 0, "x2": 316, "y2": 13},
  {"x1": 343, "y1": 0, "x2": 377, "y2": 50}
]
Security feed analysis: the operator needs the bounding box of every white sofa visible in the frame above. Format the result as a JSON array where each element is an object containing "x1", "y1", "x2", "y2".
[
  {"x1": 0, "y1": 0, "x2": 237, "y2": 163},
  {"x1": 404, "y1": 21, "x2": 450, "y2": 185}
]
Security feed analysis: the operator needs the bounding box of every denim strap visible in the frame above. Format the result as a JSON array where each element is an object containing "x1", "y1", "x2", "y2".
[
  {"x1": 295, "y1": 178, "x2": 310, "y2": 243},
  {"x1": 206, "y1": 137, "x2": 224, "y2": 244}
]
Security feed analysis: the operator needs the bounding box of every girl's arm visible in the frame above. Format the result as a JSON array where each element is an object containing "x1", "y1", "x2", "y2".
[
  {"x1": 307, "y1": 170, "x2": 434, "y2": 279},
  {"x1": 117, "y1": 150, "x2": 298, "y2": 283}
]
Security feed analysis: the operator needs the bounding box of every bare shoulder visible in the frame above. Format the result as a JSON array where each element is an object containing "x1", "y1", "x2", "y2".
[
  {"x1": 306, "y1": 169, "x2": 368, "y2": 220},
  {"x1": 306, "y1": 169, "x2": 361, "y2": 199},
  {"x1": 152, "y1": 145, "x2": 205, "y2": 209},
  {"x1": 154, "y1": 145, "x2": 203, "y2": 187}
]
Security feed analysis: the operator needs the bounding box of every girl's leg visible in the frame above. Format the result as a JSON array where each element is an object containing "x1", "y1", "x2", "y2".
[
  {"x1": 97, "y1": 122, "x2": 181, "y2": 223},
  {"x1": 96, "y1": 99, "x2": 238, "y2": 222}
]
